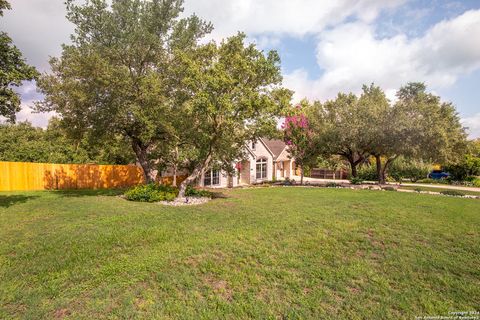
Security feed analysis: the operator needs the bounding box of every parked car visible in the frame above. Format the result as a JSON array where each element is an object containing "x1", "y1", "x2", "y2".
[{"x1": 428, "y1": 170, "x2": 450, "y2": 180}]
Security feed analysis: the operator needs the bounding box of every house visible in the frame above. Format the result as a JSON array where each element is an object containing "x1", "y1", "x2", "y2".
[{"x1": 198, "y1": 138, "x2": 295, "y2": 188}]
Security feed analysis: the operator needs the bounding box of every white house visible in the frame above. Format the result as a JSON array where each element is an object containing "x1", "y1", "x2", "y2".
[{"x1": 198, "y1": 138, "x2": 295, "y2": 188}]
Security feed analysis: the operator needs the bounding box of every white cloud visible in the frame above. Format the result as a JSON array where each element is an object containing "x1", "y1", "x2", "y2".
[
  {"x1": 285, "y1": 9, "x2": 480, "y2": 102},
  {"x1": 462, "y1": 113, "x2": 480, "y2": 139},
  {"x1": 3, "y1": 0, "x2": 74, "y2": 72},
  {"x1": 184, "y1": 0, "x2": 405, "y2": 40}
]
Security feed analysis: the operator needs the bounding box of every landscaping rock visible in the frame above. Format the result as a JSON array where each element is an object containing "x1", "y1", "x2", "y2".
[{"x1": 158, "y1": 197, "x2": 210, "y2": 206}]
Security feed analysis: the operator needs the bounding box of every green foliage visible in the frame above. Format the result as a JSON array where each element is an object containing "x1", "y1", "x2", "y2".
[
  {"x1": 0, "y1": 1, "x2": 39, "y2": 122},
  {"x1": 358, "y1": 165, "x2": 378, "y2": 181},
  {"x1": 350, "y1": 177, "x2": 364, "y2": 185},
  {"x1": 0, "y1": 120, "x2": 135, "y2": 164},
  {"x1": 124, "y1": 184, "x2": 213, "y2": 202},
  {"x1": 172, "y1": 33, "x2": 291, "y2": 196},
  {"x1": 387, "y1": 158, "x2": 432, "y2": 182},
  {"x1": 124, "y1": 184, "x2": 179, "y2": 202},
  {"x1": 325, "y1": 182, "x2": 338, "y2": 188},
  {"x1": 185, "y1": 185, "x2": 213, "y2": 198},
  {"x1": 472, "y1": 178, "x2": 480, "y2": 188},
  {"x1": 439, "y1": 190, "x2": 466, "y2": 197},
  {"x1": 36, "y1": 0, "x2": 212, "y2": 182},
  {"x1": 444, "y1": 140, "x2": 480, "y2": 180},
  {"x1": 308, "y1": 93, "x2": 368, "y2": 178}
]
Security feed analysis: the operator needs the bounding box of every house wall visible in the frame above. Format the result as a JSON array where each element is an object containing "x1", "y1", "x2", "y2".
[{"x1": 250, "y1": 141, "x2": 274, "y2": 182}]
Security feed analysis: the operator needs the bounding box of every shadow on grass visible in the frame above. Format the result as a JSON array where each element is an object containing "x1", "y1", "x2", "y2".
[
  {"x1": 48, "y1": 189, "x2": 125, "y2": 198},
  {"x1": 0, "y1": 195, "x2": 39, "y2": 208},
  {"x1": 211, "y1": 191, "x2": 229, "y2": 199}
]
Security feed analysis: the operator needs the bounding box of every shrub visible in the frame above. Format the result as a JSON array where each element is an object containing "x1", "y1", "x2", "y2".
[
  {"x1": 413, "y1": 188, "x2": 423, "y2": 193},
  {"x1": 439, "y1": 190, "x2": 466, "y2": 197},
  {"x1": 473, "y1": 178, "x2": 480, "y2": 188},
  {"x1": 357, "y1": 166, "x2": 377, "y2": 181},
  {"x1": 388, "y1": 159, "x2": 431, "y2": 182},
  {"x1": 325, "y1": 182, "x2": 338, "y2": 188},
  {"x1": 124, "y1": 183, "x2": 178, "y2": 202},
  {"x1": 185, "y1": 185, "x2": 213, "y2": 198},
  {"x1": 350, "y1": 177, "x2": 363, "y2": 185}
]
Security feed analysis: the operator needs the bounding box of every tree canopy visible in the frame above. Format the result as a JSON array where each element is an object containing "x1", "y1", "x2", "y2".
[
  {"x1": 171, "y1": 33, "x2": 292, "y2": 197},
  {"x1": 307, "y1": 82, "x2": 467, "y2": 183},
  {"x1": 36, "y1": 0, "x2": 212, "y2": 182}
]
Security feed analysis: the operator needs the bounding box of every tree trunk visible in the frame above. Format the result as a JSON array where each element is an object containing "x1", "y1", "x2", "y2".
[
  {"x1": 172, "y1": 146, "x2": 179, "y2": 187},
  {"x1": 131, "y1": 139, "x2": 155, "y2": 184},
  {"x1": 177, "y1": 155, "x2": 212, "y2": 199},
  {"x1": 349, "y1": 160, "x2": 358, "y2": 178},
  {"x1": 300, "y1": 166, "x2": 304, "y2": 185},
  {"x1": 375, "y1": 155, "x2": 385, "y2": 185},
  {"x1": 172, "y1": 164, "x2": 177, "y2": 187}
]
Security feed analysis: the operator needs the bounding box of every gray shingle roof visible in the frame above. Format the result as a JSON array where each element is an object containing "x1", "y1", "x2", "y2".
[{"x1": 261, "y1": 138, "x2": 287, "y2": 159}]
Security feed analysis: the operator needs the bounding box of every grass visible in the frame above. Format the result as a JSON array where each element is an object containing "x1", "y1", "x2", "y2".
[
  {"x1": 398, "y1": 185, "x2": 480, "y2": 196},
  {"x1": 0, "y1": 187, "x2": 479, "y2": 319}
]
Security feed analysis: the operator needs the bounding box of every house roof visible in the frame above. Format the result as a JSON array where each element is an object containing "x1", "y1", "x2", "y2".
[{"x1": 260, "y1": 138, "x2": 287, "y2": 160}]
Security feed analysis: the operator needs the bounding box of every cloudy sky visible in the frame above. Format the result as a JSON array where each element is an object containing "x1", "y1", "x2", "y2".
[{"x1": 2, "y1": 0, "x2": 480, "y2": 137}]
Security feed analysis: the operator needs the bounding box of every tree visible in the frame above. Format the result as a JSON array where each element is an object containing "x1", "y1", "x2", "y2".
[
  {"x1": 36, "y1": 0, "x2": 212, "y2": 183},
  {"x1": 309, "y1": 94, "x2": 369, "y2": 178},
  {"x1": 0, "y1": 0, "x2": 38, "y2": 123},
  {"x1": 172, "y1": 33, "x2": 292, "y2": 198},
  {"x1": 444, "y1": 139, "x2": 480, "y2": 180},
  {"x1": 366, "y1": 82, "x2": 467, "y2": 184},
  {"x1": 0, "y1": 119, "x2": 135, "y2": 164},
  {"x1": 282, "y1": 101, "x2": 317, "y2": 184}
]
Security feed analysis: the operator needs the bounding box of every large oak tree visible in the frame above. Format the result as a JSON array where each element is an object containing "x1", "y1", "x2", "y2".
[
  {"x1": 36, "y1": 0, "x2": 211, "y2": 183},
  {"x1": 171, "y1": 33, "x2": 292, "y2": 197}
]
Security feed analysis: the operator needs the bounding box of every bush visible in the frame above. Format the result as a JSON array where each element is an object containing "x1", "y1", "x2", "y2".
[
  {"x1": 325, "y1": 182, "x2": 338, "y2": 188},
  {"x1": 473, "y1": 178, "x2": 480, "y2": 188},
  {"x1": 357, "y1": 166, "x2": 377, "y2": 181},
  {"x1": 124, "y1": 183, "x2": 178, "y2": 202},
  {"x1": 185, "y1": 185, "x2": 213, "y2": 198},
  {"x1": 439, "y1": 190, "x2": 466, "y2": 197},
  {"x1": 413, "y1": 188, "x2": 423, "y2": 193},
  {"x1": 350, "y1": 177, "x2": 363, "y2": 185},
  {"x1": 388, "y1": 159, "x2": 431, "y2": 182}
]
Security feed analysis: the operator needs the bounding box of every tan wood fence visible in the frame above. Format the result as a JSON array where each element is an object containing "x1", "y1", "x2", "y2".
[
  {"x1": 310, "y1": 168, "x2": 348, "y2": 180},
  {"x1": 0, "y1": 161, "x2": 145, "y2": 191}
]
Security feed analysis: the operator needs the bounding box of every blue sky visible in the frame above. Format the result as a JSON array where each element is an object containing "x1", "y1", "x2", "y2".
[{"x1": 2, "y1": 0, "x2": 480, "y2": 137}]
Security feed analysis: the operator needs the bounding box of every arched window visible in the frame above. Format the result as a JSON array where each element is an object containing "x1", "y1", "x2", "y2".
[{"x1": 256, "y1": 158, "x2": 267, "y2": 179}]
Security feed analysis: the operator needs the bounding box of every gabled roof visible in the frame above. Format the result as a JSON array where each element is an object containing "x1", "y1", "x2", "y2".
[{"x1": 260, "y1": 138, "x2": 287, "y2": 160}]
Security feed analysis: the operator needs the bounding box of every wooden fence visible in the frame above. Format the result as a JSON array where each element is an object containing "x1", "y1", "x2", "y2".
[
  {"x1": 0, "y1": 161, "x2": 145, "y2": 191},
  {"x1": 310, "y1": 168, "x2": 348, "y2": 180}
]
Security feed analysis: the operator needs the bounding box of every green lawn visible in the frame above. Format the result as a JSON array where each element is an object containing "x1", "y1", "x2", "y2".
[
  {"x1": 1, "y1": 188, "x2": 479, "y2": 319},
  {"x1": 398, "y1": 185, "x2": 480, "y2": 196}
]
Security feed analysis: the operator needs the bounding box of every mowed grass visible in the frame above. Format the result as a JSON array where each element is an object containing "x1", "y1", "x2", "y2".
[
  {"x1": 398, "y1": 185, "x2": 480, "y2": 196},
  {"x1": 0, "y1": 188, "x2": 479, "y2": 319}
]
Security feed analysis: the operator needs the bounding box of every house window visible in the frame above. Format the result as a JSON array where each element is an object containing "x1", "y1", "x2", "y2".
[
  {"x1": 204, "y1": 169, "x2": 220, "y2": 186},
  {"x1": 256, "y1": 158, "x2": 267, "y2": 179},
  {"x1": 251, "y1": 141, "x2": 256, "y2": 150}
]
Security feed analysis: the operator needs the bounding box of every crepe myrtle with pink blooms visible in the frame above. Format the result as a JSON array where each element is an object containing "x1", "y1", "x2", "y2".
[{"x1": 282, "y1": 104, "x2": 317, "y2": 184}]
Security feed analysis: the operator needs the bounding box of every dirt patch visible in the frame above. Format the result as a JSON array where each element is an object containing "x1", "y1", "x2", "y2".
[
  {"x1": 54, "y1": 308, "x2": 71, "y2": 319},
  {"x1": 203, "y1": 275, "x2": 233, "y2": 302}
]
